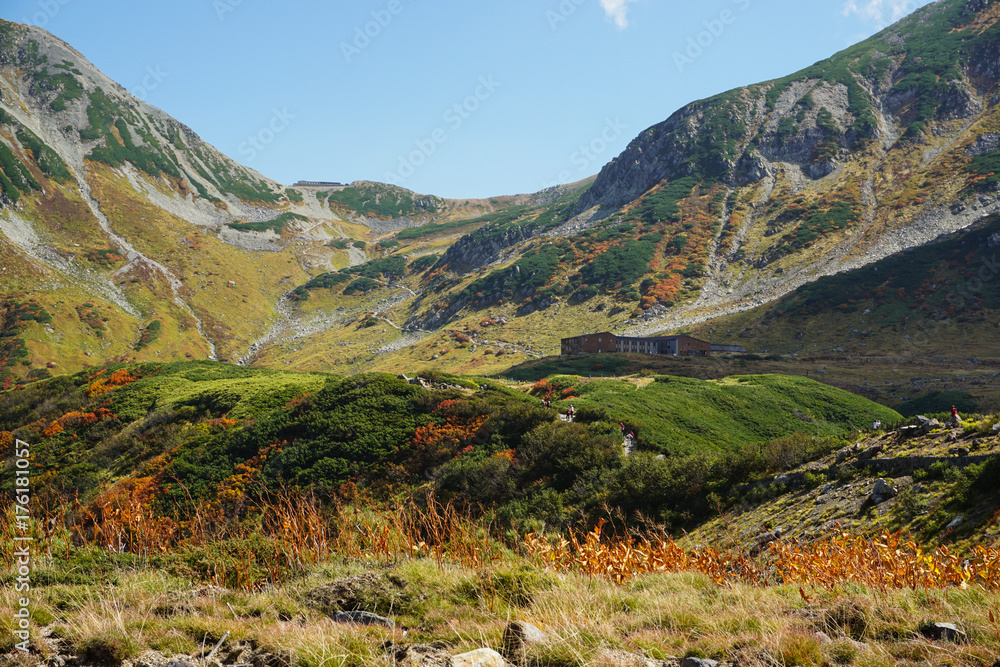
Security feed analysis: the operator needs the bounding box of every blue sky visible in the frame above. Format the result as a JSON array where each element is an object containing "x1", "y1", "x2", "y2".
[{"x1": 3, "y1": 0, "x2": 935, "y2": 199}]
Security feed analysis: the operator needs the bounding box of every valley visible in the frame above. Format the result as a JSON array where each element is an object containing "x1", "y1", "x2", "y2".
[
  {"x1": 3, "y1": 2, "x2": 1000, "y2": 665},
  {"x1": 1, "y1": 0, "x2": 999, "y2": 403}
]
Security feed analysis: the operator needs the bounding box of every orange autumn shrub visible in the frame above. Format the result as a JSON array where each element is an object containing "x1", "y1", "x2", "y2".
[
  {"x1": 524, "y1": 523, "x2": 1000, "y2": 590},
  {"x1": 406, "y1": 414, "x2": 488, "y2": 476},
  {"x1": 87, "y1": 369, "x2": 137, "y2": 397},
  {"x1": 41, "y1": 408, "x2": 114, "y2": 438}
]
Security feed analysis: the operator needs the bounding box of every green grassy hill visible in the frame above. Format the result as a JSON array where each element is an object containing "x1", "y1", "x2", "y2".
[
  {"x1": 536, "y1": 373, "x2": 899, "y2": 454},
  {"x1": 1, "y1": 362, "x2": 898, "y2": 534}
]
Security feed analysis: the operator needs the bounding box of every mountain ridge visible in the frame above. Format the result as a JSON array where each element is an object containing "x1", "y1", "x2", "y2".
[{"x1": 1, "y1": 0, "x2": 999, "y2": 386}]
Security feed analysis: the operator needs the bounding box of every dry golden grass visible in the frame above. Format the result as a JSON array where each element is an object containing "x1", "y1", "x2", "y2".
[
  {"x1": 523, "y1": 520, "x2": 1000, "y2": 591},
  {"x1": 5, "y1": 494, "x2": 1000, "y2": 665}
]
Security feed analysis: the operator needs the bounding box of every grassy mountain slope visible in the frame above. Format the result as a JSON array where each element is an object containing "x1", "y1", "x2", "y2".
[
  {"x1": 2, "y1": 0, "x2": 1000, "y2": 394},
  {"x1": 4, "y1": 362, "x2": 997, "y2": 667},
  {"x1": 0, "y1": 362, "x2": 897, "y2": 533},
  {"x1": 250, "y1": 0, "x2": 1000, "y2": 381},
  {"x1": 683, "y1": 212, "x2": 1000, "y2": 367},
  {"x1": 0, "y1": 16, "x2": 583, "y2": 384}
]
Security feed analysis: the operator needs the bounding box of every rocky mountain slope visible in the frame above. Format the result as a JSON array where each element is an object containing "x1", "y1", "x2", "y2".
[
  {"x1": 253, "y1": 0, "x2": 1000, "y2": 378},
  {"x1": 2, "y1": 0, "x2": 1000, "y2": 384},
  {"x1": 0, "y1": 17, "x2": 580, "y2": 383}
]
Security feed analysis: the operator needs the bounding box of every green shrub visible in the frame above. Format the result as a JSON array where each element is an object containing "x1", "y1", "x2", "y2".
[
  {"x1": 579, "y1": 238, "x2": 656, "y2": 289},
  {"x1": 289, "y1": 271, "x2": 353, "y2": 301},
  {"x1": 968, "y1": 149, "x2": 1000, "y2": 192},
  {"x1": 409, "y1": 254, "x2": 438, "y2": 272},
  {"x1": 399, "y1": 206, "x2": 529, "y2": 240},
  {"x1": 16, "y1": 126, "x2": 72, "y2": 181},
  {"x1": 345, "y1": 256, "x2": 407, "y2": 280},
  {"x1": 227, "y1": 212, "x2": 308, "y2": 234},
  {"x1": 343, "y1": 277, "x2": 380, "y2": 295},
  {"x1": 328, "y1": 183, "x2": 442, "y2": 218}
]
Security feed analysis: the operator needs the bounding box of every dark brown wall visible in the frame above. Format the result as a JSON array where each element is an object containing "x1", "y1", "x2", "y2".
[{"x1": 561, "y1": 333, "x2": 617, "y2": 355}]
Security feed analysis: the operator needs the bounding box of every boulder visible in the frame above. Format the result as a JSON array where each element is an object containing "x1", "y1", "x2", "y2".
[
  {"x1": 681, "y1": 658, "x2": 719, "y2": 667},
  {"x1": 304, "y1": 571, "x2": 412, "y2": 619},
  {"x1": 394, "y1": 644, "x2": 451, "y2": 667},
  {"x1": 992, "y1": 423, "x2": 1000, "y2": 434},
  {"x1": 897, "y1": 425, "x2": 920, "y2": 438},
  {"x1": 949, "y1": 446, "x2": 970, "y2": 457},
  {"x1": 450, "y1": 648, "x2": 507, "y2": 667},
  {"x1": 872, "y1": 478, "x2": 898, "y2": 503},
  {"x1": 332, "y1": 610, "x2": 394, "y2": 627},
  {"x1": 922, "y1": 622, "x2": 967, "y2": 642},
  {"x1": 946, "y1": 516, "x2": 964, "y2": 530},
  {"x1": 916, "y1": 416, "x2": 941, "y2": 434},
  {"x1": 502, "y1": 622, "x2": 547, "y2": 660},
  {"x1": 857, "y1": 444, "x2": 883, "y2": 460}
]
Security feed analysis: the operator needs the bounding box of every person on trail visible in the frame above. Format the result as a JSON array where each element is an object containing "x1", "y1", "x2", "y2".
[
  {"x1": 619, "y1": 422, "x2": 626, "y2": 434},
  {"x1": 952, "y1": 406, "x2": 959, "y2": 418},
  {"x1": 872, "y1": 420, "x2": 881, "y2": 431},
  {"x1": 628, "y1": 431, "x2": 636, "y2": 441},
  {"x1": 568, "y1": 404, "x2": 575, "y2": 416}
]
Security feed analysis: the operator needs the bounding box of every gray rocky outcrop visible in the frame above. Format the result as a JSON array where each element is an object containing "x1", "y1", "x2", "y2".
[
  {"x1": 437, "y1": 224, "x2": 535, "y2": 275},
  {"x1": 871, "y1": 478, "x2": 898, "y2": 504},
  {"x1": 450, "y1": 648, "x2": 508, "y2": 667},
  {"x1": 915, "y1": 416, "x2": 941, "y2": 435},
  {"x1": 304, "y1": 571, "x2": 414, "y2": 619},
  {"x1": 681, "y1": 658, "x2": 719, "y2": 667},
  {"x1": 964, "y1": 132, "x2": 1000, "y2": 156},
  {"x1": 332, "y1": 610, "x2": 395, "y2": 627},
  {"x1": 922, "y1": 622, "x2": 967, "y2": 643},
  {"x1": 502, "y1": 621, "x2": 548, "y2": 661},
  {"x1": 394, "y1": 644, "x2": 452, "y2": 667}
]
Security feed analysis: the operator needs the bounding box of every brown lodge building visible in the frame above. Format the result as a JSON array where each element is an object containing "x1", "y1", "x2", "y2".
[{"x1": 561, "y1": 333, "x2": 729, "y2": 357}]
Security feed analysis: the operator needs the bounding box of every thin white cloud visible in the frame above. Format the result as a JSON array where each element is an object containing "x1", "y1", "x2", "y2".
[
  {"x1": 842, "y1": 0, "x2": 916, "y2": 29},
  {"x1": 600, "y1": 0, "x2": 639, "y2": 29}
]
